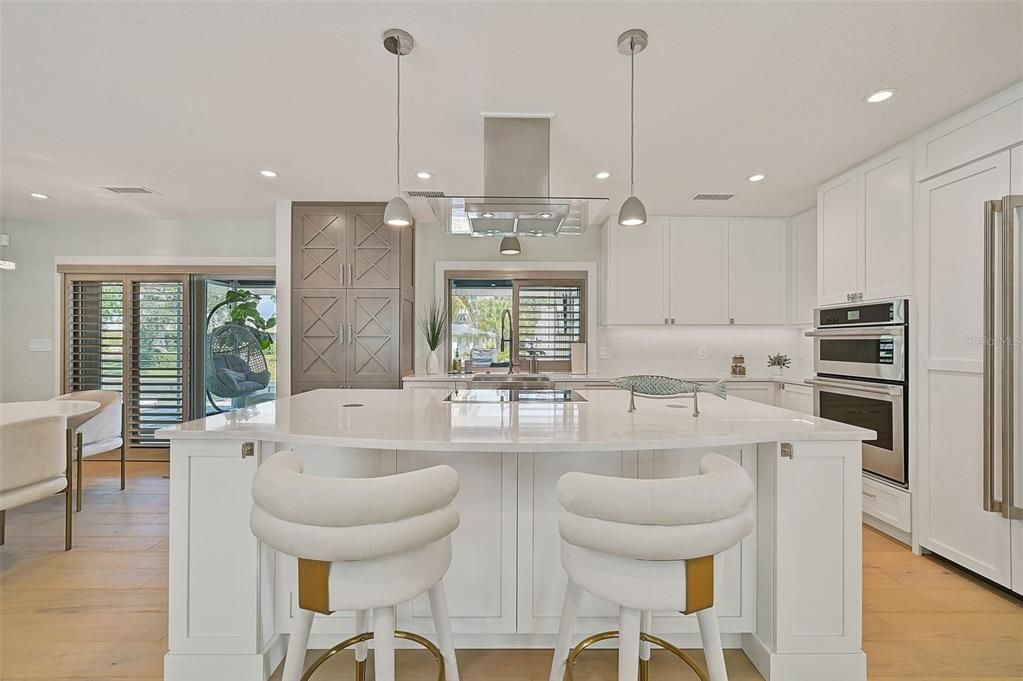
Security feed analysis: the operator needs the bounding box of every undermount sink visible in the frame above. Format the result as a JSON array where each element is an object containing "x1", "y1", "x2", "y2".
[
  {"x1": 472, "y1": 373, "x2": 550, "y2": 383},
  {"x1": 470, "y1": 374, "x2": 552, "y2": 390}
]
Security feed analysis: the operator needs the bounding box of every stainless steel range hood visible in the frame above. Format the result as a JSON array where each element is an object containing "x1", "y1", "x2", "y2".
[{"x1": 425, "y1": 117, "x2": 607, "y2": 237}]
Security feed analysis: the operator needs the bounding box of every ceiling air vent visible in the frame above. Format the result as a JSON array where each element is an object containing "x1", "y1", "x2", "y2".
[
  {"x1": 691, "y1": 193, "x2": 734, "y2": 201},
  {"x1": 103, "y1": 186, "x2": 157, "y2": 194},
  {"x1": 406, "y1": 190, "x2": 445, "y2": 198}
]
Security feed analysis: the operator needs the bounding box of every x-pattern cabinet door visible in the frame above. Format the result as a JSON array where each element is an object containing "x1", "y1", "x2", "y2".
[
  {"x1": 348, "y1": 205, "x2": 401, "y2": 289},
  {"x1": 346, "y1": 289, "x2": 400, "y2": 383},
  {"x1": 292, "y1": 205, "x2": 346, "y2": 289},
  {"x1": 292, "y1": 289, "x2": 346, "y2": 386}
]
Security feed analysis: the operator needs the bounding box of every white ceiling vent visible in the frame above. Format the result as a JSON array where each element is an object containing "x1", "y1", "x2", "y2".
[
  {"x1": 103, "y1": 186, "x2": 157, "y2": 194},
  {"x1": 691, "y1": 193, "x2": 734, "y2": 201}
]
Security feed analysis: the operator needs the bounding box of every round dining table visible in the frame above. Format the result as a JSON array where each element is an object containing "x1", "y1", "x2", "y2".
[{"x1": 0, "y1": 400, "x2": 101, "y2": 426}]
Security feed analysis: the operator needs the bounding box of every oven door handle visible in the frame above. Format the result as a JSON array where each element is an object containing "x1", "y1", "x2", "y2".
[
  {"x1": 804, "y1": 327, "x2": 904, "y2": 338},
  {"x1": 804, "y1": 378, "x2": 903, "y2": 396}
]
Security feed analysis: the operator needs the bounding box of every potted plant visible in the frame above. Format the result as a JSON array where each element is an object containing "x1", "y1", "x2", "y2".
[
  {"x1": 418, "y1": 300, "x2": 448, "y2": 375},
  {"x1": 767, "y1": 353, "x2": 791, "y2": 376}
]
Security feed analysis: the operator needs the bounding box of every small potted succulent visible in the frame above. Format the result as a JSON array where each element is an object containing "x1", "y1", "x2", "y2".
[
  {"x1": 767, "y1": 353, "x2": 792, "y2": 376},
  {"x1": 418, "y1": 300, "x2": 448, "y2": 375}
]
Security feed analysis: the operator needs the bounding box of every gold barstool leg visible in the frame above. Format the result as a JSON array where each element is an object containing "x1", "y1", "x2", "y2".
[
  {"x1": 120, "y1": 441, "x2": 126, "y2": 490},
  {"x1": 64, "y1": 428, "x2": 73, "y2": 551},
  {"x1": 639, "y1": 657, "x2": 650, "y2": 681},
  {"x1": 298, "y1": 630, "x2": 445, "y2": 681},
  {"x1": 563, "y1": 631, "x2": 709, "y2": 681},
  {"x1": 75, "y1": 431, "x2": 84, "y2": 512}
]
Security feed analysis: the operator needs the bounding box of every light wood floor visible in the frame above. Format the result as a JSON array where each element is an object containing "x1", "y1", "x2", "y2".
[{"x1": 1, "y1": 462, "x2": 1021, "y2": 681}]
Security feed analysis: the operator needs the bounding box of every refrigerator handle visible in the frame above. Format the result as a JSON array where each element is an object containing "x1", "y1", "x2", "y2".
[
  {"x1": 984, "y1": 199, "x2": 1003, "y2": 513},
  {"x1": 1002, "y1": 196, "x2": 1023, "y2": 520}
]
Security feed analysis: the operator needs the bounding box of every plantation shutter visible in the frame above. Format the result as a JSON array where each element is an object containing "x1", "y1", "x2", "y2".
[
  {"x1": 66, "y1": 279, "x2": 125, "y2": 393},
  {"x1": 63, "y1": 274, "x2": 188, "y2": 451},
  {"x1": 128, "y1": 279, "x2": 187, "y2": 447},
  {"x1": 516, "y1": 280, "x2": 585, "y2": 371}
]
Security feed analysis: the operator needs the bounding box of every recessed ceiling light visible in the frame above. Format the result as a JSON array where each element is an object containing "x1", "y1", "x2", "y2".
[
  {"x1": 482, "y1": 212, "x2": 495, "y2": 218},
  {"x1": 864, "y1": 89, "x2": 896, "y2": 104},
  {"x1": 594, "y1": 171, "x2": 611, "y2": 180},
  {"x1": 259, "y1": 169, "x2": 278, "y2": 178},
  {"x1": 416, "y1": 171, "x2": 433, "y2": 180},
  {"x1": 30, "y1": 192, "x2": 49, "y2": 200},
  {"x1": 747, "y1": 174, "x2": 766, "y2": 183},
  {"x1": 529, "y1": 230, "x2": 544, "y2": 236},
  {"x1": 539, "y1": 212, "x2": 553, "y2": 219}
]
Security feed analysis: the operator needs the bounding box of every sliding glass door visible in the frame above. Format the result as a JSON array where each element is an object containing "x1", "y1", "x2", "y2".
[{"x1": 63, "y1": 273, "x2": 188, "y2": 456}]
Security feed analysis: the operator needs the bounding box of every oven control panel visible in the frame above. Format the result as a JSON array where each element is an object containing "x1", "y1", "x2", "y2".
[{"x1": 816, "y1": 299, "x2": 907, "y2": 328}]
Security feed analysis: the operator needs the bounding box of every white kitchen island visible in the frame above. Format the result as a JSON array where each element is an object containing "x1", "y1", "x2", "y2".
[{"x1": 161, "y1": 388, "x2": 873, "y2": 681}]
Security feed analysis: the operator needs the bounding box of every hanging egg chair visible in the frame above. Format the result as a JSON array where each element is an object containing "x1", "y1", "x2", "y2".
[{"x1": 205, "y1": 323, "x2": 271, "y2": 409}]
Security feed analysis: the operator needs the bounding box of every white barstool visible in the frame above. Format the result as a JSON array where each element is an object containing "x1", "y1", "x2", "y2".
[
  {"x1": 548, "y1": 453, "x2": 755, "y2": 681},
  {"x1": 52, "y1": 390, "x2": 125, "y2": 510},
  {"x1": 250, "y1": 452, "x2": 461, "y2": 681}
]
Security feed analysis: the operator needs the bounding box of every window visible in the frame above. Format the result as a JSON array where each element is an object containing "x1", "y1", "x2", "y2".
[{"x1": 446, "y1": 271, "x2": 586, "y2": 372}]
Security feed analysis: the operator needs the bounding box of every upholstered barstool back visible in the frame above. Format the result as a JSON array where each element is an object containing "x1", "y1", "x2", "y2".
[
  {"x1": 52, "y1": 390, "x2": 125, "y2": 507},
  {"x1": 550, "y1": 454, "x2": 755, "y2": 681},
  {"x1": 250, "y1": 452, "x2": 461, "y2": 681},
  {"x1": 0, "y1": 415, "x2": 73, "y2": 550}
]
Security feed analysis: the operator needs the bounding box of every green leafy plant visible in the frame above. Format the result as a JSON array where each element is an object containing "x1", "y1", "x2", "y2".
[
  {"x1": 225, "y1": 289, "x2": 277, "y2": 350},
  {"x1": 767, "y1": 353, "x2": 792, "y2": 369},
  {"x1": 418, "y1": 300, "x2": 448, "y2": 352}
]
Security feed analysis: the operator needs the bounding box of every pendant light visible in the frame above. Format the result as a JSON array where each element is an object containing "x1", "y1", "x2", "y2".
[
  {"x1": 617, "y1": 29, "x2": 648, "y2": 227},
  {"x1": 383, "y1": 29, "x2": 414, "y2": 227},
  {"x1": 499, "y1": 236, "x2": 522, "y2": 255}
]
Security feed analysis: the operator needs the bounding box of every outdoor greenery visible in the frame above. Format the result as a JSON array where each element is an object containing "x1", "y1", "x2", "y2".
[
  {"x1": 451, "y1": 294, "x2": 514, "y2": 362},
  {"x1": 223, "y1": 289, "x2": 277, "y2": 350}
]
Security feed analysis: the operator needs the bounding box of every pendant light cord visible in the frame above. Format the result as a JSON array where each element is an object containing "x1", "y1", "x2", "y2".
[
  {"x1": 629, "y1": 38, "x2": 635, "y2": 197},
  {"x1": 396, "y1": 48, "x2": 401, "y2": 194}
]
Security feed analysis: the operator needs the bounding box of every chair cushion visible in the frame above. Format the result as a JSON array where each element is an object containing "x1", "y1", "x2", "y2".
[
  {"x1": 81, "y1": 437, "x2": 124, "y2": 458},
  {"x1": 557, "y1": 453, "x2": 754, "y2": 526},
  {"x1": 0, "y1": 477, "x2": 67, "y2": 512},
  {"x1": 250, "y1": 503, "x2": 459, "y2": 562}
]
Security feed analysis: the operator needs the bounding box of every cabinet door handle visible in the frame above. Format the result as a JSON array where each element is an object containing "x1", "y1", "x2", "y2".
[
  {"x1": 780, "y1": 443, "x2": 793, "y2": 459},
  {"x1": 862, "y1": 491, "x2": 877, "y2": 499},
  {"x1": 349, "y1": 323, "x2": 354, "y2": 345},
  {"x1": 729, "y1": 317, "x2": 735, "y2": 325},
  {"x1": 348, "y1": 263, "x2": 354, "y2": 286},
  {"x1": 670, "y1": 318, "x2": 676, "y2": 324},
  {"x1": 663, "y1": 318, "x2": 668, "y2": 325}
]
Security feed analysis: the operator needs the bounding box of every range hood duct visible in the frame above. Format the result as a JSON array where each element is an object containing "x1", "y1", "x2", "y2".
[{"x1": 426, "y1": 117, "x2": 607, "y2": 237}]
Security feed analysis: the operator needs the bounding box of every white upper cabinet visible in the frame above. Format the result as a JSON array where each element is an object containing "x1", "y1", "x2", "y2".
[
  {"x1": 817, "y1": 142, "x2": 914, "y2": 305},
  {"x1": 728, "y1": 219, "x2": 787, "y2": 324},
  {"x1": 818, "y1": 174, "x2": 860, "y2": 305},
  {"x1": 603, "y1": 216, "x2": 787, "y2": 325},
  {"x1": 668, "y1": 218, "x2": 729, "y2": 324},
  {"x1": 790, "y1": 207, "x2": 817, "y2": 325},
  {"x1": 602, "y1": 217, "x2": 669, "y2": 324},
  {"x1": 862, "y1": 145, "x2": 914, "y2": 299}
]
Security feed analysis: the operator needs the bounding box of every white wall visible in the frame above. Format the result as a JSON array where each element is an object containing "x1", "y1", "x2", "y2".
[{"x1": 0, "y1": 217, "x2": 274, "y2": 401}]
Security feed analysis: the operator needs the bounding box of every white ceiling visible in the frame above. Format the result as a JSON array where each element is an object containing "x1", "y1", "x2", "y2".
[{"x1": 2, "y1": 1, "x2": 1021, "y2": 224}]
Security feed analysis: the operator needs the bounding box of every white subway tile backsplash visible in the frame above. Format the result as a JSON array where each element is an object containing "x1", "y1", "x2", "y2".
[{"x1": 596, "y1": 325, "x2": 811, "y2": 379}]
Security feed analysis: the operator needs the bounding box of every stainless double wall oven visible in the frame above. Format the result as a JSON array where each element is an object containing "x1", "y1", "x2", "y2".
[{"x1": 806, "y1": 299, "x2": 909, "y2": 486}]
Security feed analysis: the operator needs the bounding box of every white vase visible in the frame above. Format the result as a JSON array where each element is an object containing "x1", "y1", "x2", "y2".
[
  {"x1": 427, "y1": 350, "x2": 440, "y2": 375},
  {"x1": 772, "y1": 365, "x2": 783, "y2": 376}
]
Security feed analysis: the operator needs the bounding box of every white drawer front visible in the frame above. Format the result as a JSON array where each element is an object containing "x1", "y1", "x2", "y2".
[{"x1": 862, "y1": 475, "x2": 911, "y2": 532}]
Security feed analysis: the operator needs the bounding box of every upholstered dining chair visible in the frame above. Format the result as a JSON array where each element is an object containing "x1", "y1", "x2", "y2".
[
  {"x1": 52, "y1": 390, "x2": 125, "y2": 510},
  {"x1": 0, "y1": 414, "x2": 74, "y2": 550}
]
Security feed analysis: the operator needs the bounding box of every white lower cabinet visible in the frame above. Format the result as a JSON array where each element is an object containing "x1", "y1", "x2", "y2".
[
  {"x1": 861, "y1": 475, "x2": 911, "y2": 534},
  {"x1": 727, "y1": 382, "x2": 775, "y2": 405},
  {"x1": 776, "y1": 382, "x2": 813, "y2": 414}
]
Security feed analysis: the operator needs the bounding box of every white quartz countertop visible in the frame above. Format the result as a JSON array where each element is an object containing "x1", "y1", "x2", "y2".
[
  {"x1": 160, "y1": 388, "x2": 873, "y2": 452},
  {"x1": 401, "y1": 372, "x2": 812, "y2": 386}
]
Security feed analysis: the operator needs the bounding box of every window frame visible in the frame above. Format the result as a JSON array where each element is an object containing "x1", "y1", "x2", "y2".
[{"x1": 444, "y1": 269, "x2": 587, "y2": 373}]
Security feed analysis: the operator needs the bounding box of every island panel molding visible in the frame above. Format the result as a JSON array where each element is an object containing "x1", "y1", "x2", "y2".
[{"x1": 161, "y1": 389, "x2": 871, "y2": 681}]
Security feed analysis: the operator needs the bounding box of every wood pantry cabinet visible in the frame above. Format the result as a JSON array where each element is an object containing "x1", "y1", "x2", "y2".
[{"x1": 291, "y1": 204, "x2": 414, "y2": 392}]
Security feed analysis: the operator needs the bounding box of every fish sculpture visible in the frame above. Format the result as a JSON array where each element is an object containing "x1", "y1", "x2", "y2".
[{"x1": 609, "y1": 375, "x2": 727, "y2": 417}]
